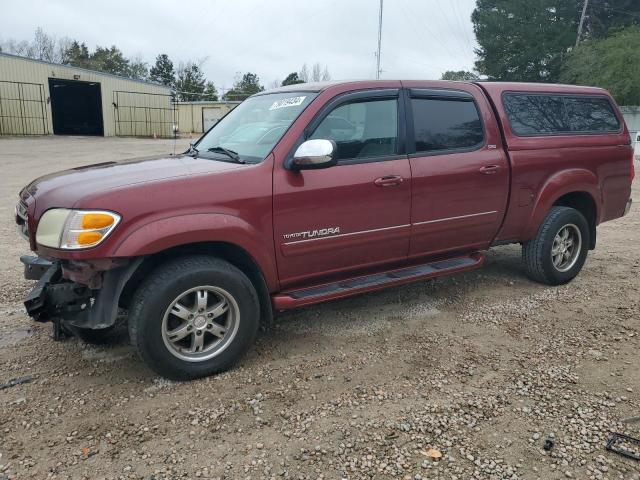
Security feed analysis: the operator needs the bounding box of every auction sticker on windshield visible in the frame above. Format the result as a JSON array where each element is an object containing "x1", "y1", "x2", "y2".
[{"x1": 269, "y1": 96, "x2": 307, "y2": 110}]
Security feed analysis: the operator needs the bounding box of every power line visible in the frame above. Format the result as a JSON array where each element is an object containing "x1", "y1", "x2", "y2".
[
  {"x1": 398, "y1": 0, "x2": 471, "y2": 69},
  {"x1": 606, "y1": 6, "x2": 640, "y2": 18},
  {"x1": 432, "y1": 0, "x2": 475, "y2": 63},
  {"x1": 451, "y1": 0, "x2": 477, "y2": 56}
]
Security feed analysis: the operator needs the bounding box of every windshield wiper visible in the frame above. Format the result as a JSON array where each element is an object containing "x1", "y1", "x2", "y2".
[{"x1": 206, "y1": 146, "x2": 245, "y2": 163}]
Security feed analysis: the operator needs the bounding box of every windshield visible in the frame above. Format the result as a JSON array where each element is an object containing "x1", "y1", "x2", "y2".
[{"x1": 194, "y1": 92, "x2": 318, "y2": 163}]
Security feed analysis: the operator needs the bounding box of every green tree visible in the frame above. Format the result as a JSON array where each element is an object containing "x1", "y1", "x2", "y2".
[
  {"x1": 281, "y1": 72, "x2": 304, "y2": 86},
  {"x1": 128, "y1": 57, "x2": 148, "y2": 80},
  {"x1": 586, "y1": 0, "x2": 640, "y2": 40},
  {"x1": 90, "y1": 45, "x2": 130, "y2": 76},
  {"x1": 61, "y1": 40, "x2": 91, "y2": 68},
  {"x1": 203, "y1": 81, "x2": 219, "y2": 101},
  {"x1": 174, "y1": 62, "x2": 206, "y2": 101},
  {"x1": 441, "y1": 70, "x2": 479, "y2": 81},
  {"x1": 560, "y1": 25, "x2": 640, "y2": 105},
  {"x1": 224, "y1": 72, "x2": 264, "y2": 100},
  {"x1": 472, "y1": 0, "x2": 581, "y2": 82},
  {"x1": 149, "y1": 54, "x2": 175, "y2": 86}
]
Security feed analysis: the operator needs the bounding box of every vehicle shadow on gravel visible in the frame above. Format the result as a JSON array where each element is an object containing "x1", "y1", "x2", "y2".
[
  {"x1": 57, "y1": 245, "x2": 532, "y2": 379},
  {"x1": 253, "y1": 245, "x2": 533, "y2": 358}
]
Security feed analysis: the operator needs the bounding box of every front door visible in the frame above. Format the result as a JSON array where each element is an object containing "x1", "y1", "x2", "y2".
[
  {"x1": 273, "y1": 90, "x2": 411, "y2": 288},
  {"x1": 404, "y1": 85, "x2": 510, "y2": 258}
]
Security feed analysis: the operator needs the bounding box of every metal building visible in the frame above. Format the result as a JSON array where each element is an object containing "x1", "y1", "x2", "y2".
[
  {"x1": 0, "y1": 52, "x2": 173, "y2": 137},
  {"x1": 175, "y1": 101, "x2": 240, "y2": 134},
  {"x1": 620, "y1": 106, "x2": 640, "y2": 158}
]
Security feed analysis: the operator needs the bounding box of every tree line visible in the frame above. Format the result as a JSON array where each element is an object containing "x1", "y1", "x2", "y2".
[
  {"x1": 467, "y1": 0, "x2": 640, "y2": 104},
  {"x1": 13, "y1": 5, "x2": 637, "y2": 107},
  {"x1": 0, "y1": 28, "x2": 331, "y2": 102}
]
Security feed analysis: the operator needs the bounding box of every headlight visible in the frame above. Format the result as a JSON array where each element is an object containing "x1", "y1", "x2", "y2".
[{"x1": 36, "y1": 209, "x2": 121, "y2": 249}]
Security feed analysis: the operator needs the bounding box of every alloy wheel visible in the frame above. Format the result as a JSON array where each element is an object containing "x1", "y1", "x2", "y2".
[
  {"x1": 551, "y1": 224, "x2": 582, "y2": 273},
  {"x1": 161, "y1": 286, "x2": 240, "y2": 362}
]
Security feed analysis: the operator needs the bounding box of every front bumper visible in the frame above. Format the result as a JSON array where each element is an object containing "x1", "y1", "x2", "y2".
[
  {"x1": 22, "y1": 256, "x2": 92, "y2": 324},
  {"x1": 21, "y1": 255, "x2": 143, "y2": 330}
]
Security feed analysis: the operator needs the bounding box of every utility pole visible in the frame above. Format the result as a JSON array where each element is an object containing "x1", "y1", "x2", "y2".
[
  {"x1": 376, "y1": 0, "x2": 384, "y2": 79},
  {"x1": 575, "y1": 0, "x2": 589, "y2": 48}
]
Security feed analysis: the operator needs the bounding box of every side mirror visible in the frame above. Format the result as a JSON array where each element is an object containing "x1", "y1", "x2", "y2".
[{"x1": 289, "y1": 139, "x2": 337, "y2": 171}]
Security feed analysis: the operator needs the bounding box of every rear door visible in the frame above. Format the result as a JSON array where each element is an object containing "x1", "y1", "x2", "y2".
[
  {"x1": 404, "y1": 84, "x2": 509, "y2": 258},
  {"x1": 272, "y1": 89, "x2": 411, "y2": 288}
]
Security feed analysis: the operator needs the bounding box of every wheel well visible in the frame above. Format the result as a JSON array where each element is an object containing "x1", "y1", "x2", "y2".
[
  {"x1": 119, "y1": 242, "x2": 273, "y2": 328},
  {"x1": 553, "y1": 192, "x2": 597, "y2": 249}
]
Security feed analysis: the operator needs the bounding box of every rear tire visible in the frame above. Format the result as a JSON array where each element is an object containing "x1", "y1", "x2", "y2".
[
  {"x1": 522, "y1": 206, "x2": 590, "y2": 285},
  {"x1": 128, "y1": 255, "x2": 260, "y2": 380}
]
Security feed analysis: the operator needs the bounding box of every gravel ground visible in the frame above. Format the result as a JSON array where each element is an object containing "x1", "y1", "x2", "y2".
[{"x1": 0, "y1": 136, "x2": 639, "y2": 480}]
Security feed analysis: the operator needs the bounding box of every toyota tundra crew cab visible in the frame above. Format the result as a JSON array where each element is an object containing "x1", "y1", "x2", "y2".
[{"x1": 16, "y1": 80, "x2": 634, "y2": 380}]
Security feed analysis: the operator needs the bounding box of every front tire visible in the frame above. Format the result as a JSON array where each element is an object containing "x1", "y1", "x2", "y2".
[
  {"x1": 128, "y1": 256, "x2": 260, "y2": 380},
  {"x1": 522, "y1": 206, "x2": 590, "y2": 285}
]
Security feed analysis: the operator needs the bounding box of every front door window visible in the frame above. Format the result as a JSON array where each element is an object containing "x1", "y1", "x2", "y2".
[{"x1": 310, "y1": 99, "x2": 398, "y2": 161}]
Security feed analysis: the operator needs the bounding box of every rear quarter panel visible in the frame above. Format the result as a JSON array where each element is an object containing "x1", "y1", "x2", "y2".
[{"x1": 480, "y1": 83, "x2": 632, "y2": 242}]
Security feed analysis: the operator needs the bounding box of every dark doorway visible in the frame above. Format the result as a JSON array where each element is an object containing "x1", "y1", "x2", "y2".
[{"x1": 48, "y1": 78, "x2": 104, "y2": 135}]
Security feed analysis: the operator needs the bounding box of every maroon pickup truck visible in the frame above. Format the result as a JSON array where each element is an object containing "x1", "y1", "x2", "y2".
[{"x1": 16, "y1": 80, "x2": 634, "y2": 379}]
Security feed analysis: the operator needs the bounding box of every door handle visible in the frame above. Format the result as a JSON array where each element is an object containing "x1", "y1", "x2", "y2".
[
  {"x1": 479, "y1": 165, "x2": 501, "y2": 175},
  {"x1": 374, "y1": 175, "x2": 404, "y2": 187}
]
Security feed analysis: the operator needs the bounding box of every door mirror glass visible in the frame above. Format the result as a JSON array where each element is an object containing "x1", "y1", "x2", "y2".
[{"x1": 290, "y1": 139, "x2": 337, "y2": 170}]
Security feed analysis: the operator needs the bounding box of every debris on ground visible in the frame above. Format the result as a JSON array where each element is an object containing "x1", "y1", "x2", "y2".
[
  {"x1": 422, "y1": 448, "x2": 443, "y2": 460},
  {"x1": 606, "y1": 432, "x2": 640, "y2": 461},
  {"x1": 0, "y1": 374, "x2": 33, "y2": 390},
  {"x1": 621, "y1": 415, "x2": 640, "y2": 424}
]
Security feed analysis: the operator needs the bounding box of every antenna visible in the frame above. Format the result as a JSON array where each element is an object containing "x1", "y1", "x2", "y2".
[{"x1": 376, "y1": 0, "x2": 384, "y2": 79}]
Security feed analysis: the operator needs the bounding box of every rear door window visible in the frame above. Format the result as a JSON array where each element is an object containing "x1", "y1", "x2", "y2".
[
  {"x1": 410, "y1": 98, "x2": 484, "y2": 153},
  {"x1": 503, "y1": 93, "x2": 620, "y2": 136}
]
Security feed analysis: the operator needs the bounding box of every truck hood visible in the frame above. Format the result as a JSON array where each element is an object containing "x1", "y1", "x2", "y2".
[{"x1": 24, "y1": 154, "x2": 243, "y2": 212}]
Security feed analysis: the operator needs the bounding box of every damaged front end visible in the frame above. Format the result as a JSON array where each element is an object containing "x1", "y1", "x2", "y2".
[{"x1": 21, "y1": 255, "x2": 142, "y2": 340}]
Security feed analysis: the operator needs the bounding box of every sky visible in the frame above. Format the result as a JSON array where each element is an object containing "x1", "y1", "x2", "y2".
[{"x1": 1, "y1": 0, "x2": 479, "y2": 92}]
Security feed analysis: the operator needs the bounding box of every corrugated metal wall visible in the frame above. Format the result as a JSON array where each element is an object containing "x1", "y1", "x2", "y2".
[
  {"x1": 0, "y1": 79, "x2": 48, "y2": 135},
  {"x1": 0, "y1": 53, "x2": 171, "y2": 136},
  {"x1": 622, "y1": 107, "x2": 640, "y2": 158},
  {"x1": 113, "y1": 90, "x2": 175, "y2": 137},
  {"x1": 175, "y1": 102, "x2": 239, "y2": 134}
]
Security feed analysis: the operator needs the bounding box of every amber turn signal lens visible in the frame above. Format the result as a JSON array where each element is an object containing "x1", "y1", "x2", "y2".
[
  {"x1": 77, "y1": 231, "x2": 103, "y2": 245},
  {"x1": 81, "y1": 213, "x2": 115, "y2": 229}
]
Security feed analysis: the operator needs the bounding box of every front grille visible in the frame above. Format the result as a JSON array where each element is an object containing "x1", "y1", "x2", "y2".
[{"x1": 15, "y1": 201, "x2": 29, "y2": 240}]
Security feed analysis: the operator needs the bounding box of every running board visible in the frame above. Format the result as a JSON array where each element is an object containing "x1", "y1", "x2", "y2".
[{"x1": 272, "y1": 253, "x2": 484, "y2": 310}]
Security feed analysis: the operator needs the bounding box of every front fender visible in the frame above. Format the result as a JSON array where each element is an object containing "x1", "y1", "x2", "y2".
[
  {"x1": 525, "y1": 169, "x2": 601, "y2": 239},
  {"x1": 113, "y1": 213, "x2": 278, "y2": 289}
]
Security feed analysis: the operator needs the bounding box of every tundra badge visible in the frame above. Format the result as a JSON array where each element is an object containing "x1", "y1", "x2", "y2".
[{"x1": 283, "y1": 227, "x2": 341, "y2": 241}]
